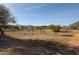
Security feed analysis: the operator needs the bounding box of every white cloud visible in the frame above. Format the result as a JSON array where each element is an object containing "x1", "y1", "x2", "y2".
[{"x1": 25, "y1": 4, "x2": 46, "y2": 11}]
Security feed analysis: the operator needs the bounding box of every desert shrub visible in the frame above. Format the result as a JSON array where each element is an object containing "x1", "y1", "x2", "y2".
[
  {"x1": 53, "y1": 27, "x2": 60, "y2": 32},
  {"x1": 48, "y1": 25, "x2": 60, "y2": 32}
]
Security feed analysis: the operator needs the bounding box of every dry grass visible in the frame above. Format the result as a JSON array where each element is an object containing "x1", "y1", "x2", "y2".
[
  {"x1": 0, "y1": 36, "x2": 76, "y2": 55},
  {"x1": 4, "y1": 29, "x2": 79, "y2": 47},
  {"x1": 0, "y1": 29, "x2": 79, "y2": 55},
  {"x1": 0, "y1": 29, "x2": 78, "y2": 55}
]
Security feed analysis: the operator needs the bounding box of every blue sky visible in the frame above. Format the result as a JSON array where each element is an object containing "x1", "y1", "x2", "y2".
[{"x1": 2, "y1": 3, "x2": 79, "y2": 26}]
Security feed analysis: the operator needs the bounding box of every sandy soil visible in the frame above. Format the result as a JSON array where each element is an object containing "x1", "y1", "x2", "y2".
[
  {"x1": 4, "y1": 29, "x2": 79, "y2": 47},
  {"x1": 0, "y1": 29, "x2": 78, "y2": 55}
]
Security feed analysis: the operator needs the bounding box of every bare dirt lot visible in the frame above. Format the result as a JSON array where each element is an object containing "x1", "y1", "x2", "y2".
[
  {"x1": 5, "y1": 29, "x2": 79, "y2": 47},
  {"x1": 0, "y1": 29, "x2": 79, "y2": 55}
]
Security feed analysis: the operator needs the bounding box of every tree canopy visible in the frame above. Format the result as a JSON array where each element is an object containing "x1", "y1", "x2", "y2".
[
  {"x1": 48, "y1": 25, "x2": 61, "y2": 32},
  {"x1": 69, "y1": 21, "x2": 79, "y2": 29},
  {"x1": 0, "y1": 5, "x2": 16, "y2": 27}
]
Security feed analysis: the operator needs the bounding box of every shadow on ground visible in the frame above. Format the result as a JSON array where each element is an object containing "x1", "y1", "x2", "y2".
[{"x1": 0, "y1": 35, "x2": 78, "y2": 55}]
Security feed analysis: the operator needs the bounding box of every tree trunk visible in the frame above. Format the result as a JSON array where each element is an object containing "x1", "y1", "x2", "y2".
[{"x1": 0, "y1": 28, "x2": 4, "y2": 39}]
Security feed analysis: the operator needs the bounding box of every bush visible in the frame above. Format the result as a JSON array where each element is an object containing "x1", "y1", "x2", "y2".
[
  {"x1": 53, "y1": 27, "x2": 60, "y2": 32},
  {"x1": 48, "y1": 25, "x2": 60, "y2": 32}
]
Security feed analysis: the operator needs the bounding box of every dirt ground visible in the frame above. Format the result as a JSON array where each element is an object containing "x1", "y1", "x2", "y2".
[
  {"x1": 0, "y1": 29, "x2": 78, "y2": 55},
  {"x1": 4, "y1": 29, "x2": 79, "y2": 47}
]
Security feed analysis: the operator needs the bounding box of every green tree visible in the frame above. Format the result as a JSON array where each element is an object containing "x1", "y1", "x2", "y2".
[
  {"x1": 48, "y1": 25, "x2": 55, "y2": 30},
  {"x1": 48, "y1": 25, "x2": 60, "y2": 33},
  {"x1": 0, "y1": 5, "x2": 16, "y2": 35},
  {"x1": 53, "y1": 27, "x2": 60, "y2": 32},
  {"x1": 69, "y1": 21, "x2": 79, "y2": 29},
  {"x1": 56, "y1": 25, "x2": 61, "y2": 29}
]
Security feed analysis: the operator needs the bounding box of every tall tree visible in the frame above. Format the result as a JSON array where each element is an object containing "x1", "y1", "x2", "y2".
[{"x1": 0, "y1": 5, "x2": 16, "y2": 36}]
